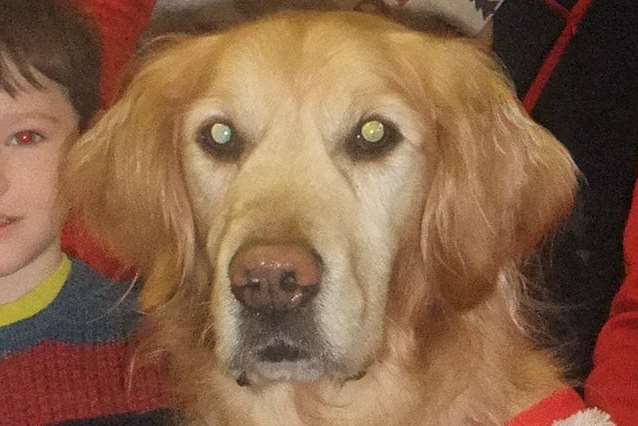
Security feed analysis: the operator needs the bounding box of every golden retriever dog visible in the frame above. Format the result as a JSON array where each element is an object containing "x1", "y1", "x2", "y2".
[{"x1": 63, "y1": 11, "x2": 578, "y2": 425}]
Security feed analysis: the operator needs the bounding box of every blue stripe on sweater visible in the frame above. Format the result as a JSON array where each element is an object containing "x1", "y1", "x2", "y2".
[{"x1": 0, "y1": 259, "x2": 141, "y2": 358}]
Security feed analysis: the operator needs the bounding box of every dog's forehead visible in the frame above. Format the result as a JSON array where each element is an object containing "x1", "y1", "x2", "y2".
[
  {"x1": 189, "y1": 13, "x2": 425, "y2": 135},
  {"x1": 207, "y1": 14, "x2": 412, "y2": 93}
]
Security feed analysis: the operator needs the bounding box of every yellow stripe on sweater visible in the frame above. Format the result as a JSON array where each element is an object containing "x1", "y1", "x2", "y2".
[{"x1": 0, "y1": 256, "x2": 71, "y2": 327}]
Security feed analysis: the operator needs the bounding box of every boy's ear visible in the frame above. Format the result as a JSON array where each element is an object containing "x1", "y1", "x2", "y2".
[{"x1": 62, "y1": 36, "x2": 207, "y2": 309}]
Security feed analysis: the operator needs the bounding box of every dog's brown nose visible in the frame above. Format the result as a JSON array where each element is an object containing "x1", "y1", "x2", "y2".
[{"x1": 229, "y1": 244, "x2": 321, "y2": 312}]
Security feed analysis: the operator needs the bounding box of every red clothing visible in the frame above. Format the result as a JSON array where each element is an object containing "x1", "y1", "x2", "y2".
[
  {"x1": 508, "y1": 388, "x2": 586, "y2": 425},
  {"x1": 585, "y1": 180, "x2": 638, "y2": 425},
  {"x1": 1, "y1": 342, "x2": 167, "y2": 426},
  {"x1": 73, "y1": 0, "x2": 155, "y2": 106},
  {"x1": 507, "y1": 387, "x2": 614, "y2": 426},
  {"x1": 0, "y1": 261, "x2": 169, "y2": 426}
]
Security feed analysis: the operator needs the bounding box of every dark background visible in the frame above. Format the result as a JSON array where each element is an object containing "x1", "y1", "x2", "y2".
[{"x1": 494, "y1": 0, "x2": 638, "y2": 381}]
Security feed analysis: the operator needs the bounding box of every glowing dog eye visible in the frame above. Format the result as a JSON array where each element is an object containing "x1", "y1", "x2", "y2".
[
  {"x1": 210, "y1": 123, "x2": 232, "y2": 145},
  {"x1": 197, "y1": 121, "x2": 242, "y2": 161},
  {"x1": 359, "y1": 120, "x2": 385, "y2": 143},
  {"x1": 348, "y1": 117, "x2": 400, "y2": 159}
]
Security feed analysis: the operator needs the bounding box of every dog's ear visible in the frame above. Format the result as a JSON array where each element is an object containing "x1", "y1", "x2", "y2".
[
  {"x1": 401, "y1": 36, "x2": 578, "y2": 310},
  {"x1": 63, "y1": 36, "x2": 208, "y2": 310}
]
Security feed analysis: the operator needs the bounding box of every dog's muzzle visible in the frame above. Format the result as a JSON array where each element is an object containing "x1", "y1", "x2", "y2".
[{"x1": 228, "y1": 243, "x2": 328, "y2": 383}]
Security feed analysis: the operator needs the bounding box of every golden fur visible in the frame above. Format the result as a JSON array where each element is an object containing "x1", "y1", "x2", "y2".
[{"x1": 63, "y1": 12, "x2": 578, "y2": 425}]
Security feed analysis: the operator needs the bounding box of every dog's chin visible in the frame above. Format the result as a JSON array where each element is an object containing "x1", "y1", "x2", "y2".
[
  {"x1": 234, "y1": 360, "x2": 369, "y2": 387},
  {"x1": 249, "y1": 358, "x2": 327, "y2": 384},
  {"x1": 229, "y1": 343, "x2": 366, "y2": 386}
]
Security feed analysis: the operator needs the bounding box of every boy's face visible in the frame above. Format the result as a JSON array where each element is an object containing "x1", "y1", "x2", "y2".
[{"x1": 0, "y1": 74, "x2": 79, "y2": 289}]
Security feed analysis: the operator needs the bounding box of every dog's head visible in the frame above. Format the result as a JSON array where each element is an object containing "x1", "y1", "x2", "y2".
[{"x1": 64, "y1": 12, "x2": 576, "y2": 385}]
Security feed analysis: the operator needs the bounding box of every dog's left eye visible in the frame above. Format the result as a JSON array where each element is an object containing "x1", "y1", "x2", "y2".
[
  {"x1": 348, "y1": 118, "x2": 400, "y2": 159},
  {"x1": 360, "y1": 120, "x2": 386, "y2": 143},
  {"x1": 197, "y1": 121, "x2": 242, "y2": 160}
]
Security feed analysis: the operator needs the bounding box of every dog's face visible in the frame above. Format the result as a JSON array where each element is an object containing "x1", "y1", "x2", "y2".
[
  {"x1": 181, "y1": 17, "x2": 433, "y2": 383},
  {"x1": 64, "y1": 12, "x2": 576, "y2": 387}
]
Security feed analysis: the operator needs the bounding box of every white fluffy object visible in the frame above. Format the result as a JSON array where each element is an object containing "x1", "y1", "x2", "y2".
[{"x1": 554, "y1": 408, "x2": 616, "y2": 426}]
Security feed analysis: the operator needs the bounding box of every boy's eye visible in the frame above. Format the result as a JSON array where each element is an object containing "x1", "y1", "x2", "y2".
[{"x1": 7, "y1": 130, "x2": 45, "y2": 146}]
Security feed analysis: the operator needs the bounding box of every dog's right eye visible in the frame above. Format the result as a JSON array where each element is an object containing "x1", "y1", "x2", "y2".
[
  {"x1": 347, "y1": 117, "x2": 400, "y2": 160},
  {"x1": 197, "y1": 121, "x2": 242, "y2": 161}
]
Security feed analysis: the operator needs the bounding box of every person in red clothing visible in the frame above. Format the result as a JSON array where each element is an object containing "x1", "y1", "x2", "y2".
[
  {"x1": 585, "y1": 180, "x2": 638, "y2": 425},
  {"x1": 0, "y1": 1, "x2": 171, "y2": 424}
]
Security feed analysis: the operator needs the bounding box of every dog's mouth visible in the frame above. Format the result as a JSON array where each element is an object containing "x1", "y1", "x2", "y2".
[
  {"x1": 230, "y1": 336, "x2": 371, "y2": 387},
  {"x1": 257, "y1": 342, "x2": 309, "y2": 363},
  {"x1": 230, "y1": 336, "x2": 327, "y2": 385},
  {"x1": 234, "y1": 344, "x2": 368, "y2": 387},
  {"x1": 227, "y1": 298, "x2": 334, "y2": 384}
]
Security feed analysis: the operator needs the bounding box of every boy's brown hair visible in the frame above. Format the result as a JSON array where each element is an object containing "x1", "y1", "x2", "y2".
[{"x1": 0, "y1": 0, "x2": 101, "y2": 130}]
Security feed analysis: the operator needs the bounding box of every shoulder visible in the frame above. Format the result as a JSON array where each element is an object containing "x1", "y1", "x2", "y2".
[
  {"x1": 46, "y1": 258, "x2": 144, "y2": 342},
  {"x1": 0, "y1": 259, "x2": 143, "y2": 357},
  {"x1": 60, "y1": 258, "x2": 141, "y2": 317}
]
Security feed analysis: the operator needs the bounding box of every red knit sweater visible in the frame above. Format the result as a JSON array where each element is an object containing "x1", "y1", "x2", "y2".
[
  {"x1": 585, "y1": 179, "x2": 638, "y2": 425},
  {"x1": 0, "y1": 261, "x2": 169, "y2": 426}
]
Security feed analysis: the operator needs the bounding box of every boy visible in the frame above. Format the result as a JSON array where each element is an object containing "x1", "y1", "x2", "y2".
[{"x1": 0, "y1": 1, "x2": 169, "y2": 424}]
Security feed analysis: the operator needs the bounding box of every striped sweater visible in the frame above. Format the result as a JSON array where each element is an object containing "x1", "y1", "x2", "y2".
[{"x1": 0, "y1": 259, "x2": 169, "y2": 425}]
